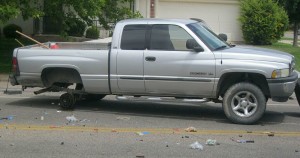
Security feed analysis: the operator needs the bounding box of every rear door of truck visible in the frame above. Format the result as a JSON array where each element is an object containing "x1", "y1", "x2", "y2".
[{"x1": 115, "y1": 23, "x2": 147, "y2": 93}]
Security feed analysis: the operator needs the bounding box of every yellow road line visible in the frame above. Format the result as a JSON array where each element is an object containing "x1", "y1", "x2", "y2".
[{"x1": 1, "y1": 124, "x2": 300, "y2": 136}]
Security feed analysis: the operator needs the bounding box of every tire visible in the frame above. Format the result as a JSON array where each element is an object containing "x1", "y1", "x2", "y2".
[
  {"x1": 60, "y1": 93, "x2": 76, "y2": 110},
  {"x1": 295, "y1": 84, "x2": 300, "y2": 107},
  {"x1": 85, "y1": 94, "x2": 106, "y2": 101},
  {"x1": 222, "y1": 82, "x2": 266, "y2": 124}
]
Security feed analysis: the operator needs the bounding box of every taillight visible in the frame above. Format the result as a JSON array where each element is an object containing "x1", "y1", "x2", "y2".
[{"x1": 12, "y1": 57, "x2": 19, "y2": 75}]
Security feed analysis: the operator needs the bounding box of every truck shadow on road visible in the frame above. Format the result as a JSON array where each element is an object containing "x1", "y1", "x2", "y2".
[{"x1": 6, "y1": 96, "x2": 286, "y2": 125}]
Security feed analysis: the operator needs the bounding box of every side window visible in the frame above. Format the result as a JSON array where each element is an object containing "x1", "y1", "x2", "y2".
[
  {"x1": 150, "y1": 24, "x2": 199, "y2": 51},
  {"x1": 121, "y1": 25, "x2": 147, "y2": 50}
]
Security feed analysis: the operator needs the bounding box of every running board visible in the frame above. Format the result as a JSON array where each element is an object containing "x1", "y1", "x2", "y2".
[{"x1": 116, "y1": 95, "x2": 210, "y2": 103}]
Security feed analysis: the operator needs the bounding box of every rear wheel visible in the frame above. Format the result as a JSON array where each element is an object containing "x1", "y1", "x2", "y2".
[{"x1": 223, "y1": 82, "x2": 266, "y2": 124}]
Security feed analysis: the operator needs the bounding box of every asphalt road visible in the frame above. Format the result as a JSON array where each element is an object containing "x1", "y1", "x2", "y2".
[{"x1": 0, "y1": 88, "x2": 300, "y2": 158}]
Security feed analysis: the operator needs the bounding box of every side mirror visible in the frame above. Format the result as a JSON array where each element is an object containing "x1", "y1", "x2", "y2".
[
  {"x1": 218, "y1": 33, "x2": 227, "y2": 42},
  {"x1": 186, "y1": 39, "x2": 204, "y2": 52}
]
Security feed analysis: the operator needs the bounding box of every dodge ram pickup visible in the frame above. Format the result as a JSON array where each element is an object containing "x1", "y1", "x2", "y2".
[{"x1": 9, "y1": 18, "x2": 299, "y2": 124}]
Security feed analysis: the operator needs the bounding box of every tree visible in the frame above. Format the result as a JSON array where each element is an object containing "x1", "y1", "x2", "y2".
[
  {"x1": 98, "y1": 0, "x2": 142, "y2": 30},
  {"x1": 1, "y1": 0, "x2": 141, "y2": 36},
  {"x1": 278, "y1": 0, "x2": 300, "y2": 47},
  {"x1": 239, "y1": 0, "x2": 289, "y2": 45},
  {"x1": 0, "y1": 0, "x2": 43, "y2": 24}
]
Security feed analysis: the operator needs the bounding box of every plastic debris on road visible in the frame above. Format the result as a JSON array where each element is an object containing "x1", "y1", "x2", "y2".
[
  {"x1": 66, "y1": 115, "x2": 78, "y2": 122},
  {"x1": 79, "y1": 119, "x2": 90, "y2": 123},
  {"x1": 231, "y1": 138, "x2": 254, "y2": 143},
  {"x1": 41, "y1": 116, "x2": 44, "y2": 121},
  {"x1": 206, "y1": 139, "x2": 217, "y2": 146},
  {"x1": 136, "y1": 131, "x2": 150, "y2": 136},
  {"x1": 0, "y1": 115, "x2": 14, "y2": 121},
  {"x1": 190, "y1": 141, "x2": 203, "y2": 150}
]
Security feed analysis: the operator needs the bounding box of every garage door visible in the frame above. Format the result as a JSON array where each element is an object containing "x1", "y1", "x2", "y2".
[{"x1": 156, "y1": 0, "x2": 242, "y2": 42}]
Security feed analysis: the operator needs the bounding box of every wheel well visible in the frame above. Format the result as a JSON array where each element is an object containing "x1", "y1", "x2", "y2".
[
  {"x1": 217, "y1": 73, "x2": 270, "y2": 98},
  {"x1": 41, "y1": 68, "x2": 82, "y2": 87}
]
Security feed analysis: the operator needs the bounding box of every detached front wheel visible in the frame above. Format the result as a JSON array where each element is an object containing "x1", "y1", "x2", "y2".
[
  {"x1": 60, "y1": 93, "x2": 76, "y2": 110},
  {"x1": 223, "y1": 82, "x2": 266, "y2": 124}
]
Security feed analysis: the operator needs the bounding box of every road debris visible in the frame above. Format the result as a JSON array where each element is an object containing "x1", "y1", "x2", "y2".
[
  {"x1": 190, "y1": 141, "x2": 203, "y2": 150},
  {"x1": 57, "y1": 110, "x2": 62, "y2": 113},
  {"x1": 231, "y1": 138, "x2": 254, "y2": 143},
  {"x1": 182, "y1": 136, "x2": 189, "y2": 138},
  {"x1": 80, "y1": 119, "x2": 90, "y2": 123},
  {"x1": 61, "y1": 142, "x2": 64, "y2": 145},
  {"x1": 262, "y1": 132, "x2": 275, "y2": 137},
  {"x1": 206, "y1": 139, "x2": 218, "y2": 146},
  {"x1": 116, "y1": 116, "x2": 130, "y2": 121},
  {"x1": 136, "y1": 132, "x2": 150, "y2": 136},
  {"x1": 185, "y1": 127, "x2": 197, "y2": 132},
  {"x1": 0, "y1": 115, "x2": 14, "y2": 121},
  {"x1": 41, "y1": 116, "x2": 44, "y2": 121},
  {"x1": 66, "y1": 115, "x2": 78, "y2": 122}
]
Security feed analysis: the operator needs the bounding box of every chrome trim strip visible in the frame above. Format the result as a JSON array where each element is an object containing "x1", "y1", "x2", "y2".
[{"x1": 120, "y1": 76, "x2": 212, "y2": 82}]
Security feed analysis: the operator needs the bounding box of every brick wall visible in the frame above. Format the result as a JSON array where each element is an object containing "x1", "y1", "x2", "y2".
[{"x1": 150, "y1": 0, "x2": 155, "y2": 18}]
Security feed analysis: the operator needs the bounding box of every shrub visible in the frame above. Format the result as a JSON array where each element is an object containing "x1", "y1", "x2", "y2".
[
  {"x1": 3, "y1": 24, "x2": 22, "y2": 39},
  {"x1": 65, "y1": 18, "x2": 86, "y2": 37},
  {"x1": 86, "y1": 26, "x2": 99, "y2": 39},
  {"x1": 239, "y1": 0, "x2": 288, "y2": 45}
]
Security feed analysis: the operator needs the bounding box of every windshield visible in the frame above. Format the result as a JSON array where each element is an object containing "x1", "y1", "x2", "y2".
[{"x1": 187, "y1": 22, "x2": 230, "y2": 51}]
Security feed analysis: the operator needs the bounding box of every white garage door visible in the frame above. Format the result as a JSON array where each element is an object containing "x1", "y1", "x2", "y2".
[{"x1": 156, "y1": 0, "x2": 242, "y2": 42}]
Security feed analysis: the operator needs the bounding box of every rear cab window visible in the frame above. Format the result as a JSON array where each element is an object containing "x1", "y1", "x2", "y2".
[{"x1": 120, "y1": 25, "x2": 147, "y2": 50}]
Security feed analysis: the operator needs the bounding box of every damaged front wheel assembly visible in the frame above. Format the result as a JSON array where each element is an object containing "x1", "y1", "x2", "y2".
[{"x1": 60, "y1": 93, "x2": 77, "y2": 110}]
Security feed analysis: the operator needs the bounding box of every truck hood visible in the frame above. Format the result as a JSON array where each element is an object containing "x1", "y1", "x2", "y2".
[{"x1": 216, "y1": 46, "x2": 294, "y2": 64}]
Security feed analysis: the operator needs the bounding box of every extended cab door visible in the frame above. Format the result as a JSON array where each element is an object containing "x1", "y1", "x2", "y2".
[
  {"x1": 144, "y1": 24, "x2": 216, "y2": 97},
  {"x1": 115, "y1": 24, "x2": 147, "y2": 93}
]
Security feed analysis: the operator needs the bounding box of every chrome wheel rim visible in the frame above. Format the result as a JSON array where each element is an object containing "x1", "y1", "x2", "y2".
[{"x1": 231, "y1": 91, "x2": 258, "y2": 117}]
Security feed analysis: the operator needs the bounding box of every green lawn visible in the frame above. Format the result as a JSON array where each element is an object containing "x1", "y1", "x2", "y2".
[
  {"x1": 0, "y1": 37, "x2": 34, "y2": 73},
  {"x1": 261, "y1": 42, "x2": 300, "y2": 71}
]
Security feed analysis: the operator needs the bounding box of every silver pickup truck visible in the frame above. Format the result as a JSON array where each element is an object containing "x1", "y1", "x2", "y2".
[{"x1": 9, "y1": 18, "x2": 299, "y2": 124}]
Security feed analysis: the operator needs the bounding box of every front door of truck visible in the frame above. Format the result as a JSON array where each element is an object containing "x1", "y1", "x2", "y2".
[
  {"x1": 116, "y1": 24, "x2": 147, "y2": 93},
  {"x1": 144, "y1": 24, "x2": 216, "y2": 97}
]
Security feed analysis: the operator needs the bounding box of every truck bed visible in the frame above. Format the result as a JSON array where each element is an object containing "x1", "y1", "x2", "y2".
[{"x1": 13, "y1": 42, "x2": 111, "y2": 93}]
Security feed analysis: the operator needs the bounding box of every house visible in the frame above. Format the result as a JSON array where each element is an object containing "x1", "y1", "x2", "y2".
[
  {"x1": 0, "y1": 0, "x2": 242, "y2": 42},
  {"x1": 135, "y1": 0, "x2": 242, "y2": 42}
]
